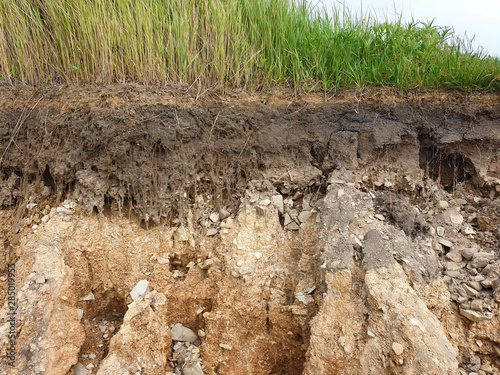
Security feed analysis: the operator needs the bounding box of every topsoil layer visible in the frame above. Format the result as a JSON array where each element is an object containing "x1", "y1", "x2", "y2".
[{"x1": 1, "y1": 85, "x2": 499, "y2": 226}]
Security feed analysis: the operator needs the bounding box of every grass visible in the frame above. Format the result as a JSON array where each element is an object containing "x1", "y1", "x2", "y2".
[{"x1": 0, "y1": 0, "x2": 499, "y2": 92}]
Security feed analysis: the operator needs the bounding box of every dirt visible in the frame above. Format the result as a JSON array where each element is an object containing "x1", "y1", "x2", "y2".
[{"x1": 0, "y1": 85, "x2": 499, "y2": 375}]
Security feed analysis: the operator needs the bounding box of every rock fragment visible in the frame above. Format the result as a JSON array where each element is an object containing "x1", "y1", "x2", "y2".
[
  {"x1": 449, "y1": 213, "x2": 464, "y2": 225},
  {"x1": 445, "y1": 251, "x2": 462, "y2": 263},
  {"x1": 436, "y1": 201, "x2": 449, "y2": 210},
  {"x1": 35, "y1": 275, "x2": 46, "y2": 284},
  {"x1": 438, "y1": 238, "x2": 453, "y2": 248},
  {"x1": 174, "y1": 226, "x2": 189, "y2": 242},
  {"x1": 259, "y1": 199, "x2": 271, "y2": 206},
  {"x1": 209, "y1": 213, "x2": 219, "y2": 223},
  {"x1": 298, "y1": 210, "x2": 312, "y2": 223},
  {"x1": 392, "y1": 342, "x2": 404, "y2": 356},
  {"x1": 75, "y1": 363, "x2": 89, "y2": 375},
  {"x1": 80, "y1": 292, "x2": 95, "y2": 301},
  {"x1": 171, "y1": 323, "x2": 198, "y2": 343},
  {"x1": 271, "y1": 195, "x2": 284, "y2": 213},
  {"x1": 459, "y1": 307, "x2": 493, "y2": 322},
  {"x1": 130, "y1": 279, "x2": 150, "y2": 301},
  {"x1": 206, "y1": 228, "x2": 218, "y2": 236},
  {"x1": 219, "y1": 208, "x2": 231, "y2": 220},
  {"x1": 461, "y1": 246, "x2": 479, "y2": 260}
]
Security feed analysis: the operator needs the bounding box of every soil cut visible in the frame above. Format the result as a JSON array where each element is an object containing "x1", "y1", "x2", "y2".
[{"x1": 0, "y1": 85, "x2": 500, "y2": 375}]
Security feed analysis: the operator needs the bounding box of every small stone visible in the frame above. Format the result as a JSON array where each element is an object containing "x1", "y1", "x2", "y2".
[
  {"x1": 77, "y1": 309, "x2": 84, "y2": 321},
  {"x1": 62, "y1": 200, "x2": 77, "y2": 209},
  {"x1": 461, "y1": 247, "x2": 479, "y2": 260},
  {"x1": 462, "y1": 284, "x2": 479, "y2": 296},
  {"x1": 436, "y1": 201, "x2": 449, "y2": 210},
  {"x1": 284, "y1": 213, "x2": 292, "y2": 226},
  {"x1": 254, "y1": 252, "x2": 263, "y2": 259},
  {"x1": 157, "y1": 257, "x2": 169, "y2": 265},
  {"x1": 198, "y1": 329, "x2": 206, "y2": 337},
  {"x1": 26, "y1": 203, "x2": 37, "y2": 210},
  {"x1": 392, "y1": 342, "x2": 404, "y2": 355},
  {"x1": 99, "y1": 325, "x2": 107, "y2": 333},
  {"x1": 35, "y1": 275, "x2": 46, "y2": 284},
  {"x1": 171, "y1": 323, "x2": 198, "y2": 343},
  {"x1": 470, "y1": 299, "x2": 483, "y2": 312},
  {"x1": 472, "y1": 275, "x2": 485, "y2": 282},
  {"x1": 471, "y1": 257, "x2": 491, "y2": 269},
  {"x1": 445, "y1": 251, "x2": 463, "y2": 263},
  {"x1": 464, "y1": 227, "x2": 476, "y2": 235},
  {"x1": 200, "y1": 259, "x2": 214, "y2": 269},
  {"x1": 80, "y1": 292, "x2": 95, "y2": 301},
  {"x1": 438, "y1": 238, "x2": 453, "y2": 248},
  {"x1": 174, "y1": 226, "x2": 189, "y2": 242},
  {"x1": 219, "y1": 208, "x2": 231, "y2": 220},
  {"x1": 209, "y1": 213, "x2": 220, "y2": 223},
  {"x1": 287, "y1": 222, "x2": 300, "y2": 231},
  {"x1": 302, "y1": 200, "x2": 311, "y2": 211},
  {"x1": 130, "y1": 279, "x2": 149, "y2": 301},
  {"x1": 219, "y1": 343, "x2": 232, "y2": 350},
  {"x1": 88, "y1": 353, "x2": 96, "y2": 360},
  {"x1": 480, "y1": 279, "x2": 493, "y2": 288},
  {"x1": 473, "y1": 252, "x2": 495, "y2": 261},
  {"x1": 444, "y1": 261, "x2": 466, "y2": 271},
  {"x1": 298, "y1": 211, "x2": 312, "y2": 223},
  {"x1": 256, "y1": 205, "x2": 267, "y2": 216},
  {"x1": 75, "y1": 363, "x2": 89, "y2": 375},
  {"x1": 259, "y1": 199, "x2": 271, "y2": 206},
  {"x1": 466, "y1": 281, "x2": 483, "y2": 291},
  {"x1": 206, "y1": 228, "x2": 218, "y2": 236},
  {"x1": 445, "y1": 270, "x2": 462, "y2": 278},
  {"x1": 374, "y1": 214, "x2": 385, "y2": 221},
  {"x1": 449, "y1": 213, "x2": 464, "y2": 225},
  {"x1": 481, "y1": 364, "x2": 494, "y2": 374},
  {"x1": 271, "y1": 195, "x2": 284, "y2": 213},
  {"x1": 459, "y1": 308, "x2": 493, "y2": 322},
  {"x1": 183, "y1": 362, "x2": 204, "y2": 375},
  {"x1": 436, "y1": 226, "x2": 445, "y2": 236},
  {"x1": 451, "y1": 294, "x2": 468, "y2": 304},
  {"x1": 56, "y1": 206, "x2": 74, "y2": 215}
]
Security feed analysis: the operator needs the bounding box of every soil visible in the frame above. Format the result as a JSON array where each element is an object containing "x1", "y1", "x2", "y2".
[{"x1": 0, "y1": 85, "x2": 499, "y2": 375}]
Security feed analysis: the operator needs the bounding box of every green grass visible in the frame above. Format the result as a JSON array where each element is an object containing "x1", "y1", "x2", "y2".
[{"x1": 0, "y1": 0, "x2": 499, "y2": 92}]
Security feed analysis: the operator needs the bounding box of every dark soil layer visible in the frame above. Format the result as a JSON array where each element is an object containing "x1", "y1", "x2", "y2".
[{"x1": 1, "y1": 85, "x2": 499, "y2": 224}]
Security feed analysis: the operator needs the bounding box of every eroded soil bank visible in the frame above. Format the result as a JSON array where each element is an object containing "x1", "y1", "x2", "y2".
[{"x1": 0, "y1": 85, "x2": 499, "y2": 375}]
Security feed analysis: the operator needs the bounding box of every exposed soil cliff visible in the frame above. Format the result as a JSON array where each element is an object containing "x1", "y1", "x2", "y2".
[{"x1": 0, "y1": 86, "x2": 499, "y2": 375}]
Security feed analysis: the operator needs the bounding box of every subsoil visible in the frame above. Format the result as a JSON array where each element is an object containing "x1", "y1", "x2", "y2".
[{"x1": 0, "y1": 84, "x2": 500, "y2": 375}]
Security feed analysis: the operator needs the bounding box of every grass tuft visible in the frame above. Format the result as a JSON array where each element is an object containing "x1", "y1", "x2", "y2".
[{"x1": 0, "y1": 0, "x2": 499, "y2": 92}]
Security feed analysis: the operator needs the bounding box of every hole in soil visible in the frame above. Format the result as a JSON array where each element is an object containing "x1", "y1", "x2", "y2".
[
  {"x1": 77, "y1": 288, "x2": 127, "y2": 367},
  {"x1": 419, "y1": 134, "x2": 475, "y2": 190},
  {"x1": 42, "y1": 165, "x2": 56, "y2": 192},
  {"x1": 169, "y1": 251, "x2": 193, "y2": 274}
]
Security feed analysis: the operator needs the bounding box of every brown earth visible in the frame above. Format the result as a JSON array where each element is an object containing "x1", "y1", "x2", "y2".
[{"x1": 0, "y1": 85, "x2": 499, "y2": 375}]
